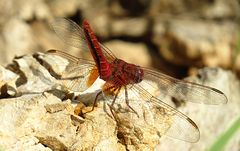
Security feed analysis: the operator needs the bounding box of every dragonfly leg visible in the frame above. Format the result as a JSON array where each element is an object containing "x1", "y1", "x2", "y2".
[
  {"x1": 107, "y1": 87, "x2": 121, "y2": 119},
  {"x1": 111, "y1": 87, "x2": 121, "y2": 106},
  {"x1": 90, "y1": 85, "x2": 116, "y2": 112},
  {"x1": 107, "y1": 103, "x2": 119, "y2": 122},
  {"x1": 91, "y1": 91, "x2": 102, "y2": 111},
  {"x1": 124, "y1": 86, "x2": 139, "y2": 117},
  {"x1": 81, "y1": 91, "x2": 102, "y2": 115}
]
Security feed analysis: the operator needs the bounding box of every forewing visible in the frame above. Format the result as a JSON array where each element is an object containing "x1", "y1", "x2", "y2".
[
  {"x1": 45, "y1": 50, "x2": 98, "y2": 92},
  {"x1": 51, "y1": 18, "x2": 116, "y2": 62},
  {"x1": 142, "y1": 68, "x2": 228, "y2": 105},
  {"x1": 51, "y1": 18, "x2": 88, "y2": 49}
]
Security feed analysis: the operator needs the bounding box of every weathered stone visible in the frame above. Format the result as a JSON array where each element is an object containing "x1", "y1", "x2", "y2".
[
  {"x1": 156, "y1": 68, "x2": 240, "y2": 151},
  {"x1": 0, "y1": 66, "x2": 18, "y2": 98},
  {"x1": 47, "y1": 0, "x2": 78, "y2": 17},
  {"x1": 234, "y1": 54, "x2": 240, "y2": 77},
  {"x1": 2, "y1": 19, "x2": 38, "y2": 64},
  {"x1": 153, "y1": 19, "x2": 236, "y2": 68},
  {"x1": 0, "y1": 0, "x2": 239, "y2": 150},
  {"x1": 1, "y1": 50, "x2": 239, "y2": 151},
  {"x1": 149, "y1": 0, "x2": 239, "y2": 19},
  {"x1": 104, "y1": 40, "x2": 151, "y2": 67},
  {"x1": 110, "y1": 18, "x2": 148, "y2": 37},
  {"x1": 202, "y1": 0, "x2": 240, "y2": 19}
]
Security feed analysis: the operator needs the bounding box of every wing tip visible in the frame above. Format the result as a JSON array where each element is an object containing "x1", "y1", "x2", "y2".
[
  {"x1": 221, "y1": 94, "x2": 228, "y2": 104},
  {"x1": 211, "y1": 88, "x2": 228, "y2": 104},
  {"x1": 165, "y1": 116, "x2": 200, "y2": 143},
  {"x1": 186, "y1": 117, "x2": 198, "y2": 130},
  {"x1": 47, "y1": 49, "x2": 57, "y2": 53},
  {"x1": 186, "y1": 117, "x2": 200, "y2": 143}
]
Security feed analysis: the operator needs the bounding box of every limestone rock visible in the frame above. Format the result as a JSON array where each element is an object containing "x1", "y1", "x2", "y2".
[
  {"x1": 0, "y1": 0, "x2": 239, "y2": 150},
  {"x1": 0, "y1": 0, "x2": 51, "y2": 23},
  {"x1": 47, "y1": 0, "x2": 79, "y2": 17},
  {"x1": 234, "y1": 54, "x2": 240, "y2": 77},
  {"x1": 153, "y1": 19, "x2": 236, "y2": 68},
  {"x1": 104, "y1": 40, "x2": 151, "y2": 67},
  {"x1": 0, "y1": 66, "x2": 18, "y2": 98},
  {"x1": 2, "y1": 18, "x2": 38, "y2": 64},
  {"x1": 156, "y1": 68, "x2": 240, "y2": 151},
  {"x1": 17, "y1": 0, "x2": 50, "y2": 20},
  {"x1": 110, "y1": 18, "x2": 148, "y2": 37},
  {"x1": 0, "y1": 51, "x2": 239, "y2": 151},
  {"x1": 202, "y1": 0, "x2": 240, "y2": 19},
  {"x1": 149, "y1": 0, "x2": 239, "y2": 19}
]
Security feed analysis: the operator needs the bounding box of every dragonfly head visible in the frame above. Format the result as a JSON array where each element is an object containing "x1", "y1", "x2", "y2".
[{"x1": 134, "y1": 66, "x2": 144, "y2": 83}]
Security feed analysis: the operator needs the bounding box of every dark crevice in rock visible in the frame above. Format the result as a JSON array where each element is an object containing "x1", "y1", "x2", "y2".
[{"x1": 6, "y1": 60, "x2": 28, "y2": 87}]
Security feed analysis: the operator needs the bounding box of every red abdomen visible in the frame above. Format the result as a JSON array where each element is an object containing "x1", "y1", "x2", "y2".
[{"x1": 82, "y1": 20, "x2": 111, "y2": 80}]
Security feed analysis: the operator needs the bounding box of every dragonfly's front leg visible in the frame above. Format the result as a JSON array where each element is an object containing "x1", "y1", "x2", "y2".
[
  {"x1": 124, "y1": 86, "x2": 139, "y2": 117},
  {"x1": 111, "y1": 87, "x2": 121, "y2": 106},
  {"x1": 105, "y1": 86, "x2": 121, "y2": 119}
]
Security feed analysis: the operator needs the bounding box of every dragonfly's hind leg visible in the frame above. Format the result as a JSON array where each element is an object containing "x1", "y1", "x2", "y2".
[
  {"x1": 124, "y1": 86, "x2": 139, "y2": 117},
  {"x1": 89, "y1": 85, "x2": 117, "y2": 113},
  {"x1": 82, "y1": 91, "x2": 102, "y2": 115}
]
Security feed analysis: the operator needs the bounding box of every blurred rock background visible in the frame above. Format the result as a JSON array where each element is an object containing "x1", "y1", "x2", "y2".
[
  {"x1": 0, "y1": 0, "x2": 239, "y2": 78},
  {"x1": 0, "y1": 0, "x2": 240, "y2": 151}
]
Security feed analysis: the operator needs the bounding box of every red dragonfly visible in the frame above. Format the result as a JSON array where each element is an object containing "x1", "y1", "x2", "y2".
[{"x1": 47, "y1": 18, "x2": 227, "y2": 143}]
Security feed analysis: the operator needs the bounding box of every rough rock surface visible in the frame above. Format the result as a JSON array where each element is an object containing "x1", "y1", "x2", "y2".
[
  {"x1": 153, "y1": 19, "x2": 236, "y2": 68},
  {"x1": 0, "y1": 0, "x2": 239, "y2": 150},
  {"x1": 0, "y1": 52, "x2": 239, "y2": 151},
  {"x1": 157, "y1": 68, "x2": 240, "y2": 151}
]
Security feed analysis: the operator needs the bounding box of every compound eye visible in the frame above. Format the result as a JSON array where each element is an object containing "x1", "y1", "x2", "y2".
[{"x1": 135, "y1": 68, "x2": 143, "y2": 83}]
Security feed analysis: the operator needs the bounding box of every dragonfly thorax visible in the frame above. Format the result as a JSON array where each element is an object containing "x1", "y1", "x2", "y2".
[{"x1": 108, "y1": 59, "x2": 144, "y2": 86}]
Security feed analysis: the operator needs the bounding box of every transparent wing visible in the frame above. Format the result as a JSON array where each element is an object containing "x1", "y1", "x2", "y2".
[
  {"x1": 142, "y1": 68, "x2": 228, "y2": 105},
  {"x1": 51, "y1": 18, "x2": 116, "y2": 62},
  {"x1": 132, "y1": 84, "x2": 200, "y2": 142},
  {"x1": 45, "y1": 49, "x2": 99, "y2": 92},
  {"x1": 101, "y1": 81, "x2": 199, "y2": 142}
]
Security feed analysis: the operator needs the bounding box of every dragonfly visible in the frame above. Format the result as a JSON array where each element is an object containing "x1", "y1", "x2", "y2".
[{"x1": 46, "y1": 18, "x2": 228, "y2": 143}]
